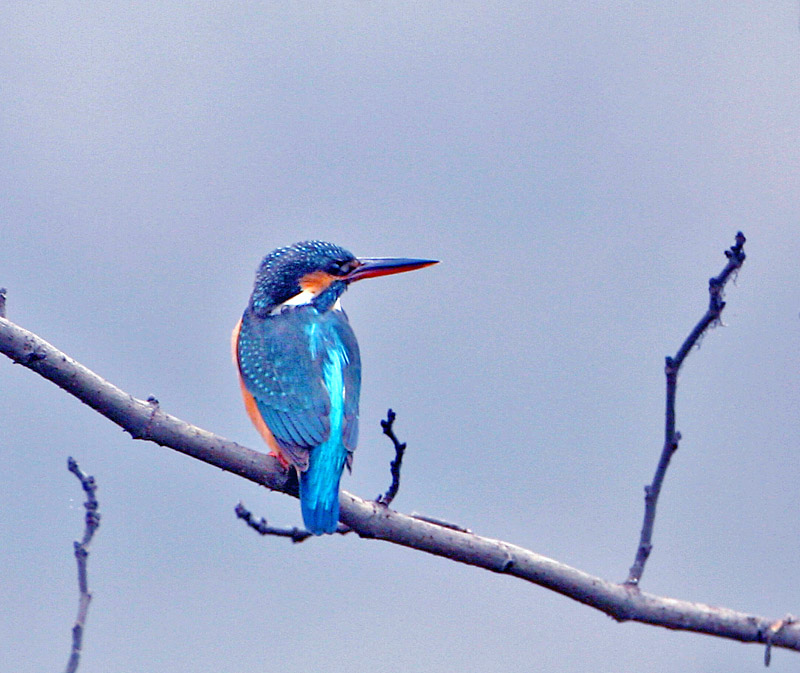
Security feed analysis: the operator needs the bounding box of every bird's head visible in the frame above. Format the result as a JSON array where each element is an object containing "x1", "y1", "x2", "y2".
[{"x1": 249, "y1": 240, "x2": 437, "y2": 315}]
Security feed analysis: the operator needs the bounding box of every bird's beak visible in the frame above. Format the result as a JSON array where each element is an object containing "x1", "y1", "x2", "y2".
[{"x1": 345, "y1": 256, "x2": 439, "y2": 283}]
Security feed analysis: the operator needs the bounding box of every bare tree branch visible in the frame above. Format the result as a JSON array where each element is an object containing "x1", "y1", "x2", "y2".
[
  {"x1": 64, "y1": 457, "x2": 101, "y2": 673},
  {"x1": 0, "y1": 308, "x2": 292, "y2": 494},
  {"x1": 2, "y1": 242, "x2": 798, "y2": 656},
  {"x1": 626, "y1": 232, "x2": 747, "y2": 586}
]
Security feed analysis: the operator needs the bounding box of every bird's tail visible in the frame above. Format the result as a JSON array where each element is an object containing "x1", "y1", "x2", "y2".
[
  {"x1": 300, "y1": 443, "x2": 347, "y2": 535},
  {"x1": 301, "y1": 338, "x2": 350, "y2": 535}
]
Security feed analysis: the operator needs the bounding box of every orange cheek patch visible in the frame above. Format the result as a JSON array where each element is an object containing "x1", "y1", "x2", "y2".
[{"x1": 299, "y1": 270, "x2": 337, "y2": 294}]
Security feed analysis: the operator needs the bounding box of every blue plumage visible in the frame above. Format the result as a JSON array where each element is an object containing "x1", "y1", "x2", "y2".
[
  {"x1": 238, "y1": 303, "x2": 361, "y2": 534},
  {"x1": 300, "y1": 330, "x2": 350, "y2": 533},
  {"x1": 235, "y1": 241, "x2": 436, "y2": 534}
]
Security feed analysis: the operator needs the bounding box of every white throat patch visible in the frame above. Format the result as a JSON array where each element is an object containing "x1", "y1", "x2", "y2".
[{"x1": 270, "y1": 291, "x2": 343, "y2": 316}]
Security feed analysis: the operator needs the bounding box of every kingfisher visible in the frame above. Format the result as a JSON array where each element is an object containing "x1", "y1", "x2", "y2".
[{"x1": 233, "y1": 240, "x2": 437, "y2": 535}]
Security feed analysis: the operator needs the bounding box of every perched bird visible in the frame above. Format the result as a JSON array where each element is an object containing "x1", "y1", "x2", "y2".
[{"x1": 233, "y1": 241, "x2": 437, "y2": 535}]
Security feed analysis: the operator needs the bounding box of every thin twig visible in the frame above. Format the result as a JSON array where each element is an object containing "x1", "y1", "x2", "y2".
[
  {"x1": 4, "y1": 285, "x2": 800, "y2": 654},
  {"x1": 64, "y1": 457, "x2": 101, "y2": 673},
  {"x1": 765, "y1": 615, "x2": 797, "y2": 667},
  {"x1": 235, "y1": 502, "x2": 350, "y2": 542},
  {"x1": 626, "y1": 232, "x2": 747, "y2": 586},
  {"x1": 410, "y1": 512, "x2": 472, "y2": 533},
  {"x1": 376, "y1": 409, "x2": 407, "y2": 506},
  {"x1": 235, "y1": 502, "x2": 314, "y2": 542}
]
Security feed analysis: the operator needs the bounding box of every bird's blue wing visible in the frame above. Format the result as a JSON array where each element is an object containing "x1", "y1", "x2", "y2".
[
  {"x1": 237, "y1": 307, "x2": 331, "y2": 468},
  {"x1": 237, "y1": 305, "x2": 362, "y2": 470}
]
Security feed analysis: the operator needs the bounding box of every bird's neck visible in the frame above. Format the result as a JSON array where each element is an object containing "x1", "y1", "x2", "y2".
[
  {"x1": 311, "y1": 282, "x2": 346, "y2": 312},
  {"x1": 256, "y1": 281, "x2": 346, "y2": 316}
]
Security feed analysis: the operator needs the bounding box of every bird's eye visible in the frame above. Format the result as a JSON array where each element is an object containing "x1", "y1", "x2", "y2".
[{"x1": 328, "y1": 260, "x2": 357, "y2": 276}]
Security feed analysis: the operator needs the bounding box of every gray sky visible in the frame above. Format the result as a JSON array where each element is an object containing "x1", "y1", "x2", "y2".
[{"x1": 2, "y1": 3, "x2": 800, "y2": 671}]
